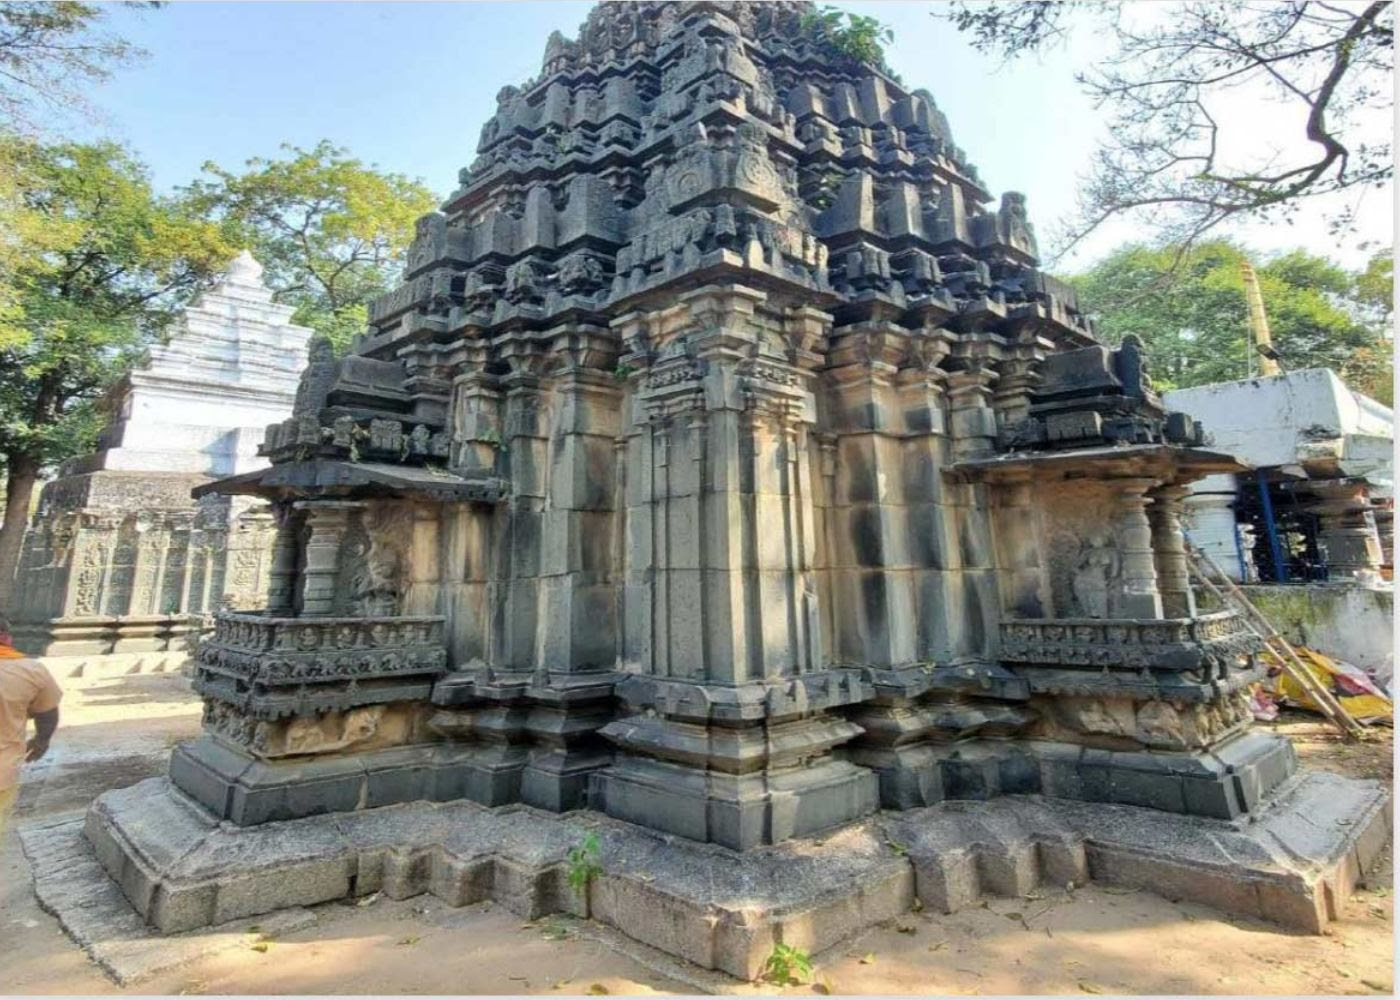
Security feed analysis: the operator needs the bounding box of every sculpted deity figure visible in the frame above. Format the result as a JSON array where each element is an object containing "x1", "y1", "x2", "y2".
[{"x1": 1072, "y1": 532, "x2": 1118, "y2": 619}]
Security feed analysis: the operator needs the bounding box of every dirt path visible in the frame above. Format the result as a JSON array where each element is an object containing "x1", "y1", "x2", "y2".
[{"x1": 0, "y1": 673, "x2": 1392, "y2": 995}]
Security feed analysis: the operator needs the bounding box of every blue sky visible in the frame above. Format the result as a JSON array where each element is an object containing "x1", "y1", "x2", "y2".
[{"x1": 81, "y1": 1, "x2": 1391, "y2": 272}]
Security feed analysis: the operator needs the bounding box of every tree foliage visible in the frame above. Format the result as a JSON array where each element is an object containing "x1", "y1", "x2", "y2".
[
  {"x1": 799, "y1": 5, "x2": 900, "y2": 79},
  {"x1": 1071, "y1": 240, "x2": 1393, "y2": 405},
  {"x1": 941, "y1": 1, "x2": 1393, "y2": 260},
  {"x1": 186, "y1": 141, "x2": 438, "y2": 351},
  {"x1": 0, "y1": 2, "x2": 158, "y2": 134},
  {"x1": 0, "y1": 138, "x2": 235, "y2": 608},
  {"x1": 0, "y1": 138, "x2": 234, "y2": 467}
]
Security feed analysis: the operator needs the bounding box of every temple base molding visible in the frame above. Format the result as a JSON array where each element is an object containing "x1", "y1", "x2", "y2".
[{"x1": 60, "y1": 767, "x2": 1389, "y2": 981}]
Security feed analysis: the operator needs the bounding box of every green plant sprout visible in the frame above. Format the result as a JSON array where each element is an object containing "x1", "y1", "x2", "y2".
[{"x1": 761, "y1": 942, "x2": 814, "y2": 985}]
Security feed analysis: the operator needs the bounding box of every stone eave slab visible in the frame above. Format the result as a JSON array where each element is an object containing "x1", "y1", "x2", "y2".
[
  {"x1": 190, "y1": 460, "x2": 508, "y2": 504},
  {"x1": 952, "y1": 444, "x2": 1247, "y2": 483}
]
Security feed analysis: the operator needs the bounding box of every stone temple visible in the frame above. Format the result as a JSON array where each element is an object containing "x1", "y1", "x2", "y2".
[
  {"x1": 11, "y1": 251, "x2": 313, "y2": 665},
  {"x1": 76, "y1": 2, "x2": 1387, "y2": 975}
]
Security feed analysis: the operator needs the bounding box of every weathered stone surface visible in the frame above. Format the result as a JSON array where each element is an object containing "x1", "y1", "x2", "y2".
[
  {"x1": 72, "y1": 769, "x2": 1388, "y2": 980},
  {"x1": 19, "y1": 814, "x2": 315, "y2": 987}
]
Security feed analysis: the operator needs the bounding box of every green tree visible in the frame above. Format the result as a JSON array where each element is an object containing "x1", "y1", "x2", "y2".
[
  {"x1": 187, "y1": 141, "x2": 438, "y2": 351},
  {"x1": 1355, "y1": 251, "x2": 1394, "y2": 319},
  {"x1": 0, "y1": 2, "x2": 159, "y2": 134},
  {"x1": 1070, "y1": 240, "x2": 1393, "y2": 404},
  {"x1": 0, "y1": 138, "x2": 234, "y2": 610}
]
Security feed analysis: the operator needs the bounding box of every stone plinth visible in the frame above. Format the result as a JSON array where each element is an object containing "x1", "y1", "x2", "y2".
[
  {"x1": 70, "y1": 768, "x2": 1390, "y2": 979},
  {"x1": 10, "y1": 252, "x2": 313, "y2": 657}
]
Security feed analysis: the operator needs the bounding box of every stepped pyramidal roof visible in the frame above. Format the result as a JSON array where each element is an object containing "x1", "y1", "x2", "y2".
[{"x1": 354, "y1": 0, "x2": 1093, "y2": 368}]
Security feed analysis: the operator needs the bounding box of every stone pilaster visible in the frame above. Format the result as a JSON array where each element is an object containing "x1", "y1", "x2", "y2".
[
  {"x1": 990, "y1": 469, "x2": 1045, "y2": 619},
  {"x1": 593, "y1": 286, "x2": 877, "y2": 849},
  {"x1": 1149, "y1": 484, "x2": 1195, "y2": 617},
  {"x1": 523, "y1": 330, "x2": 622, "y2": 810},
  {"x1": 1111, "y1": 479, "x2": 1164, "y2": 619},
  {"x1": 293, "y1": 501, "x2": 361, "y2": 615},
  {"x1": 265, "y1": 504, "x2": 300, "y2": 614},
  {"x1": 945, "y1": 364, "x2": 999, "y2": 461},
  {"x1": 991, "y1": 333, "x2": 1045, "y2": 431},
  {"x1": 821, "y1": 322, "x2": 915, "y2": 668}
]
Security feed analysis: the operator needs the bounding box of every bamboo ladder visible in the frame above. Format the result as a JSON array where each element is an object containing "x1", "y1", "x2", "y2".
[{"x1": 1182, "y1": 536, "x2": 1366, "y2": 741}]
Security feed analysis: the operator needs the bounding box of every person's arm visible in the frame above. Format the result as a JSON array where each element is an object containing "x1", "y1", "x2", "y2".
[
  {"x1": 26, "y1": 707, "x2": 58, "y2": 762},
  {"x1": 25, "y1": 662, "x2": 63, "y2": 763}
]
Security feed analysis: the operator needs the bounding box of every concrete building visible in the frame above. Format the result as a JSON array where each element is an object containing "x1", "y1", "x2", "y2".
[
  {"x1": 1165, "y1": 369, "x2": 1393, "y2": 683},
  {"x1": 1166, "y1": 369, "x2": 1393, "y2": 584}
]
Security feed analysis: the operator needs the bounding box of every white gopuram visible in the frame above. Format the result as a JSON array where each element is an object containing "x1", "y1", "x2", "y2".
[{"x1": 11, "y1": 251, "x2": 314, "y2": 663}]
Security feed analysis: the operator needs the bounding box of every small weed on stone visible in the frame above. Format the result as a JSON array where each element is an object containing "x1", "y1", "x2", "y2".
[
  {"x1": 761, "y1": 942, "x2": 814, "y2": 985},
  {"x1": 567, "y1": 832, "x2": 603, "y2": 894}
]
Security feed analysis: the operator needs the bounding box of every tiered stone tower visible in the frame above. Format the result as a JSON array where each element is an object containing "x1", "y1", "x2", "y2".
[
  {"x1": 11, "y1": 252, "x2": 313, "y2": 662},
  {"x1": 163, "y1": 2, "x2": 1285, "y2": 847}
]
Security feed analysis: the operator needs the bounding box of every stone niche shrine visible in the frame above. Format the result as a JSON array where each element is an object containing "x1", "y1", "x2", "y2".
[
  {"x1": 11, "y1": 252, "x2": 314, "y2": 662},
  {"x1": 81, "y1": 2, "x2": 1387, "y2": 975}
]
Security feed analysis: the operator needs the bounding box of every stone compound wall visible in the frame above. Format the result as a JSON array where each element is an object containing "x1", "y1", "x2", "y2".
[{"x1": 1242, "y1": 583, "x2": 1394, "y2": 684}]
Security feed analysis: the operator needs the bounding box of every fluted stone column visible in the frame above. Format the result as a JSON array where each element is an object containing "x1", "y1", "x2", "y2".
[
  {"x1": 1149, "y1": 484, "x2": 1195, "y2": 618},
  {"x1": 294, "y1": 501, "x2": 361, "y2": 615},
  {"x1": 1112, "y1": 479, "x2": 1164, "y2": 619}
]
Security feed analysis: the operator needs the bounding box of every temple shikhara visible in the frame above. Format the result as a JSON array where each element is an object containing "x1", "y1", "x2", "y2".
[{"x1": 84, "y1": 2, "x2": 1387, "y2": 975}]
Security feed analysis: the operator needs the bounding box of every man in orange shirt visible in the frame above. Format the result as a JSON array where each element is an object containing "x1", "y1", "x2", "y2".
[{"x1": 0, "y1": 614, "x2": 61, "y2": 835}]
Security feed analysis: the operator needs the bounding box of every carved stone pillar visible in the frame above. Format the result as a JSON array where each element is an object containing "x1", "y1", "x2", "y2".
[
  {"x1": 1306, "y1": 480, "x2": 1384, "y2": 581},
  {"x1": 1111, "y1": 479, "x2": 1163, "y2": 619},
  {"x1": 1149, "y1": 484, "x2": 1195, "y2": 618},
  {"x1": 449, "y1": 364, "x2": 504, "y2": 475},
  {"x1": 294, "y1": 501, "x2": 361, "y2": 615},
  {"x1": 265, "y1": 504, "x2": 301, "y2": 614}
]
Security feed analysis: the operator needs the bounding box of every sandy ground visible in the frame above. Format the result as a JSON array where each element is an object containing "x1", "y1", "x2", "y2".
[{"x1": 0, "y1": 672, "x2": 1392, "y2": 996}]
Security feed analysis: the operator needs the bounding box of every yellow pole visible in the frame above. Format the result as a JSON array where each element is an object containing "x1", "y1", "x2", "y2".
[{"x1": 1240, "y1": 259, "x2": 1281, "y2": 377}]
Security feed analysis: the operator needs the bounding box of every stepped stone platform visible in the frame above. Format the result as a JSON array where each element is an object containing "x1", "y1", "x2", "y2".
[{"x1": 50, "y1": 768, "x2": 1388, "y2": 981}]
